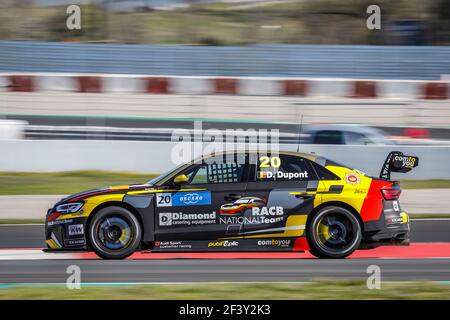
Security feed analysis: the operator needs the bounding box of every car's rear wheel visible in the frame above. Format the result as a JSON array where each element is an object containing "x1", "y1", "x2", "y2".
[
  {"x1": 306, "y1": 206, "x2": 362, "y2": 258},
  {"x1": 88, "y1": 206, "x2": 141, "y2": 259}
]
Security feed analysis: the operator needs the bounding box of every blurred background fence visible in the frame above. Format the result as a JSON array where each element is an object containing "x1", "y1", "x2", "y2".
[
  {"x1": 1, "y1": 41, "x2": 450, "y2": 79},
  {"x1": 1, "y1": 0, "x2": 450, "y2": 179}
]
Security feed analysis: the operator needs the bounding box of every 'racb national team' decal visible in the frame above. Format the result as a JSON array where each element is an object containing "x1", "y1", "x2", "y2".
[{"x1": 156, "y1": 191, "x2": 212, "y2": 207}]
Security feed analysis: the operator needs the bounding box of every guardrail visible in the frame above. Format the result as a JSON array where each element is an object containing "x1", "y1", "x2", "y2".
[
  {"x1": 0, "y1": 140, "x2": 448, "y2": 179},
  {"x1": 24, "y1": 125, "x2": 301, "y2": 144},
  {"x1": 22, "y1": 125, "x2": 449, "y2": 145}
]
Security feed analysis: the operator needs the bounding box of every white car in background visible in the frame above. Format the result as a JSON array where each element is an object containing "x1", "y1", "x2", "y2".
[
  {"x1": 302, "y1": 124, "x2": 447, "y2": 145},
  {"x1": 303, "y1": 124, "x2": 393, "y2": 145}
]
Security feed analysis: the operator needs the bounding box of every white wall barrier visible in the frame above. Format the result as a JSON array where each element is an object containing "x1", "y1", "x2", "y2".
[
  {"x1": 0, "y1": 120, "x2": 27, "y2": 140},
  {"x1": 0, "y1": 140, "x2": 448, "y2": 179}
]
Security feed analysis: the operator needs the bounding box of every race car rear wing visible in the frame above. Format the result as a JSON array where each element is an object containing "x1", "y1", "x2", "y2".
[{"x1": 379, "y1": 151, "x2": 419, "y2": 181}]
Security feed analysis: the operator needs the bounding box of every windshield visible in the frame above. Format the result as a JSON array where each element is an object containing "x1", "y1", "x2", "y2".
[{"x1": 146, "y1": 161, "x2": 190, "y2": 186}]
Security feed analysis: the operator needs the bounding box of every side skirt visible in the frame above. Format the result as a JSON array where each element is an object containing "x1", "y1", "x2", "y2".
[{"x1": 150, "y1": 238, "x2": 305, "y2": 252}]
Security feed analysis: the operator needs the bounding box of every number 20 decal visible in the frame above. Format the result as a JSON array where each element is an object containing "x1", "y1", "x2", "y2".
[
  {"x1": 259, "y1": 156, "x2": 281, "y2": 168},
  {"x1": 156, "y1": 193, "x2": 172, "y2": 207}
]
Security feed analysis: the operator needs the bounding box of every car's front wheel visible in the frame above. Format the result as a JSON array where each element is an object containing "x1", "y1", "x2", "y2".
[
  {"x1": 88, "y1": 206, "x2": 142, "y2": 259},
  {"x1": 306, "y1": 206, "x2": 362, "y2": 259}
]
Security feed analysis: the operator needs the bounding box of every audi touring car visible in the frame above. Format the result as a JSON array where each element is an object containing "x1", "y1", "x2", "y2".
[{"x1": 44, "y1": 150, "x2": 418, "y2": 259}]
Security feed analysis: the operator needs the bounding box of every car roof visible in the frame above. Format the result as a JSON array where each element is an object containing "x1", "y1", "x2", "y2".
[
  {"x1": 190, "y1": 149, "x2": 346, "y2": 169},
  {"x1": 191, "y1": 150, "x2": 320, "y2": 163},
  {"x1": 153, "y1": 149, "x2": 347, "y2": 186}
]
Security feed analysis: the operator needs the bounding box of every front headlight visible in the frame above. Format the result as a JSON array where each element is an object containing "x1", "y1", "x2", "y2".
[{"x1": 55, "y1": 202, "x2": 84, "y2": 214}]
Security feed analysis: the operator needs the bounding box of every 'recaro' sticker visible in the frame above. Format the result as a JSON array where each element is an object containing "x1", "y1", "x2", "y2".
[
  {"x1": 173, "y1": 191, "x2": 211, "y2": 206},
  {"x1": 345, "y1": 173, "x2": 360, "y2": 184},
  {"x1": 156, "y1": 191, "x2": 212, "y2": 207}
]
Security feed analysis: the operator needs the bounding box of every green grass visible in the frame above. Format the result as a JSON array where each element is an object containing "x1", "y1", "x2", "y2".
[
  {"x1": 1, "y1": 0, "x2": 440, "y2": 45},
  {"x1": 0, "y1": 281, "x2": 449, "y2": 299},
  {"x1": 399, "y1": 180, "x2": 450, "y2": 189},
  {"x1": 409, "y1": 214, "x2": 450, "y2": 219},
  {"x1": 0, "y1": 171, "x2": 157, "y2": 195}
]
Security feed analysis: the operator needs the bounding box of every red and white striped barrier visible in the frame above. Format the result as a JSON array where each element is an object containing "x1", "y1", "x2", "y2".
[{"x1": 1, "y1": 73, "x2": 449, "y2": 99}]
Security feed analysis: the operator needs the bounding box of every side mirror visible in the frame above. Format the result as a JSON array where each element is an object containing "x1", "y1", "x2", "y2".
[{"x1": 173, "y1": 174, "x2": 189, "y2": 185}]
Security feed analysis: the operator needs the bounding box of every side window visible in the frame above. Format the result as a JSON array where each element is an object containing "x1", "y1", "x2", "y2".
[
  {"x1": 182, "y1": 154, "x2": 248, "y2": 185},
  {"x1": 313, "y1": 130, "x2": 344, "y2": 145},
  {"x1": 310, "y1": 161, "x2": 340, "y2": 180},
  {"x1": 188, "y1": 166, "x2": 208, "y2": 184},
  {"x1": 344, "y1": 131, "x2": 372, "y2": 145},
  {"x1": 257, "y1": 154, "x2": 317, "y2": 182}
]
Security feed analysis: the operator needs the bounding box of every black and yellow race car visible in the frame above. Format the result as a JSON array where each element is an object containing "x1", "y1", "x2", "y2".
[{"x1": 45, "y1": 150, "x2": 418, "y2": 259}]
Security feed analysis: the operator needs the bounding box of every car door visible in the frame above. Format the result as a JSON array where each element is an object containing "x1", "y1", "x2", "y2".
[
  {"x1": 154, "y1": 152, "x2": 250, "y2": 241},
  {"x1": 241, "y1": 153, "x2": 320, "y2": 242}
]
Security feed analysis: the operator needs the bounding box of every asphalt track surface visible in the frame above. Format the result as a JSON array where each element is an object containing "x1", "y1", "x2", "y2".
[
  {"x1": 0, "y1": 220, "x2": 449, "y2": 283},
  {"x1": 1, "y1": 259, "x2": 450, "y2": 283}
]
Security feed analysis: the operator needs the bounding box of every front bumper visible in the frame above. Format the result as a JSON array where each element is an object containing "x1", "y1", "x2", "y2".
[{"x1": 45, "y1": 214, "x2": 88, "y2": 250}]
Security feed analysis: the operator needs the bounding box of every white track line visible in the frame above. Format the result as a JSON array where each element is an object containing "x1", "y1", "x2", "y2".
[
  {"x1": 0, "y1": 281, "x2": 311, "y2": 286},
  {"x1": 0, "y1": 250, "x2": 79, "y2": 260},
  {"x1": 0, "y1": 281, "x2": 449, "y2": 287},
  {"x1": 0, "y1": 224, "x2": 44, "y2": 226},
  {"x1": 0, "y1": 249, "x2": 450, "y2": 261}
]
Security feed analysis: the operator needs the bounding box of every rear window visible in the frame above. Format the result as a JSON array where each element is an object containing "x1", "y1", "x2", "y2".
[{"x1": 310, "y1": 162, "x2": 341, "y2": 180}]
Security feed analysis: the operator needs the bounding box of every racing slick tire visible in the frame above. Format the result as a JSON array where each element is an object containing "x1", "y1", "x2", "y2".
[
  {"x1": 88, "y1": 206, "x2": 142, "y2": 259},
  {"x1": 306, "y1": 206, "x2": 362, "y2": 259}
]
